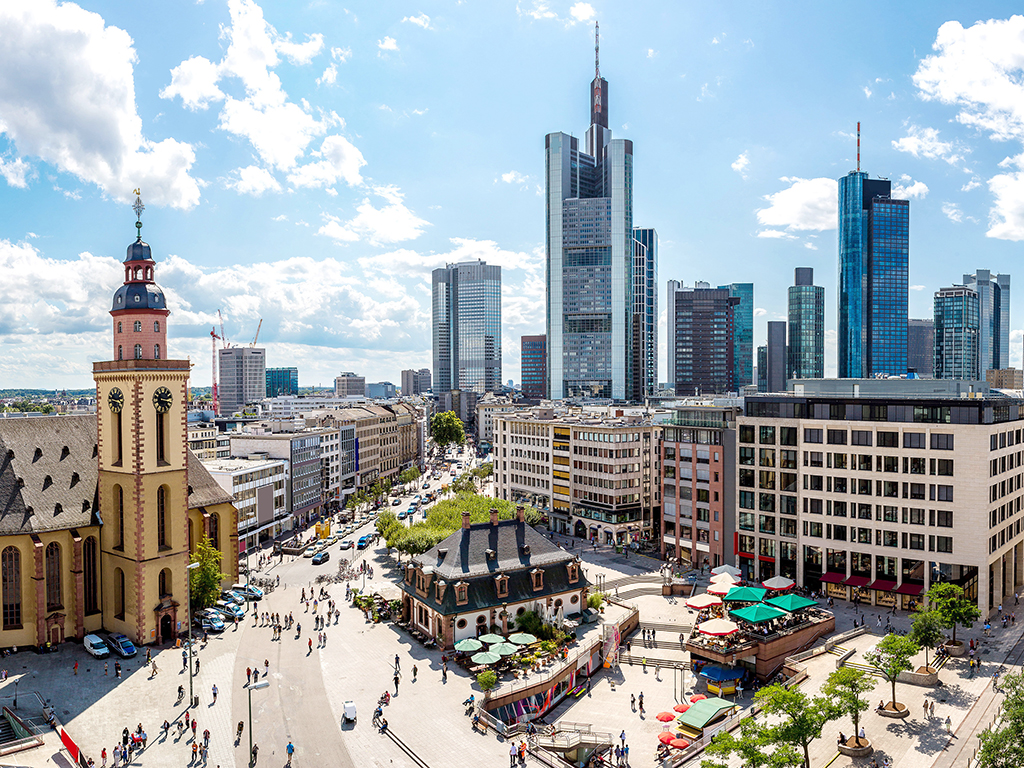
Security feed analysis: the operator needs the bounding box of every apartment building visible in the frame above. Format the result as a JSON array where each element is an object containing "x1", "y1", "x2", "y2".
[
  {"x1": 229, "y1": 432, "x2": 323, "y2": 526},
  {"x1": 317, "y1": 426, "x2": 341, "y2": 507},
  {"x1": 204, "y1": 456, "x2": 288, "y2": 550},
  {"x1": 475, "y1": 393, "x2": 534, "y2": 446},
  {"x1": 661, "y1": 404, "x2": 740, "y2": 570},
  {"x1": 737, "y1": 384, "x2": 1024, "y2": 616},
  {"x1": 187, "y1": 421, "x2": 218, "y2": 460},
  {"x1": 494, "y1": 406, "x2": 661, "y2": 545}
]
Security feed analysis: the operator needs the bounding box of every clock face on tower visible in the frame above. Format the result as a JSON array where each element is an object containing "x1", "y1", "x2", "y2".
[
  {"x1": 108, "y1": 387, "x2": 124, "y2": 413},
  {"x1": 153, "y1": 386, "x2": 173, "y2": 413}
]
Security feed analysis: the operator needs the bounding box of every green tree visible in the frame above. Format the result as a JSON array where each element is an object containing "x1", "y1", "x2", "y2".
[
  {"x1": 430, "y1": 411, "x2": 466, "y2": 450},
  {"x1": 909, "y1": 609, "x2": 946, "y2": 670},
  {"x1": 451, "y1": 474, "x2": 477, "y2": 495},
  {"x1": 476, "y1": 670, "x2": 497, "y2": 691},
  {"x1": 864, "y1": 633, "x2": 919, "y2": 710},
  {"x1": 978, "y1": 671, "x2": 1024, "y2": 768},
  {"x1": 742, "y1": 685, "x2": 837, "y2": 768},
  {"x1": 189, "y1": 535, "x2": 228, "y2": 609},
  {"x1": 820, "y1": 667, "x2": 875, "y2": 747},
  {"x1": 925, "y1": 582, "x2": 981, "y2": 645},
  {"x1": 701, "y1": 716, "x2": 803, "y2": 768}
]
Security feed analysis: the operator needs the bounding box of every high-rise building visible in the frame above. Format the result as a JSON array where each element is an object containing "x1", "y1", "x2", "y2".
[
  {"x1": 520, "y1": 335, "x2": 547, "y2": 399},
  {"x1": 756, "y1": 346, "x2": 767, "y2": 392},
  {"x1": 963, "y1": 270, "x2": 1011, "y2": 375},
  {"x1": 667, "y1": 281, "x2": 738, "y2": 396},
  {"x1": 546, "y1": 25, "x2": 635, "y2": 401},
  {"x1": 218, "y1": 347, "x2": 266, "y2": 416},
  {"x1": 633, "y1": 228, "x2": 658, "y2": 399},
  {"x1": 719, "y1": 283, "x2": 754, "y2": 388},
  {"x1": 265, "y1": 367, "x2": 298, "y2": 397},
  {"x1": 766, "y1": 321, "x2": 788, "y2": 393},
  {"x1": 400, "y1": 368, "x2": 431, "y2": 397},
  {"x1": 367, "y1": 382, "x2": 397, "y2": 399},
  {"x1": 432, "y1": 260, "x2": 502, "y2": 394},
  {"x1": 987, "y1": 368, "x2": 1024, "y2": 389},
  {"x1": 837, "y1": 171, "x2": 909, "y2": 378},
  {"x1": 907, "y1": 319, "x2": 935, "y2": 378},
  {"x1": 787, "y1": 268, "x2": 824, "y2": 379},
  {"x1": 934, "y1": 285, "x2": 980, "y2": 380},
  {"x1": 334, "y1": 372, "x2": 365, "y2": 398}
]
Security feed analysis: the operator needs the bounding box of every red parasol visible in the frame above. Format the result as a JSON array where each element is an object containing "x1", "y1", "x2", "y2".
[
  {"x1": 689, "y1": 693, "x2": 707, "y2": 702},
  {"x1": 673, "y1": 702, "x2": 691, "y2": 713},
  {"x1": 658, "y1": 732, "x2": 675, "y2": 745},
  {"x1": 670, "y1": 738, "x2": 691, "y2": 749},
  {"x1": 656, "y1": 711, "x2": 675, "y2": 722}
]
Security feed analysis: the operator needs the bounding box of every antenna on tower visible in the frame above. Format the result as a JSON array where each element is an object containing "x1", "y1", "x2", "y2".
[
  {"x1": 132, "y1": 188, "x2": 144, "y2": 240},
  {"x1": 857, "y1": 122, "x2": 861, "y2": 172},
  {"x1": 595, "y1": 21, "x2": 600, "y2": 80}
]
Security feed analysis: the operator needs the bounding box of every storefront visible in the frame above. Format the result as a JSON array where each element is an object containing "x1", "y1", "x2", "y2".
[{"x1": 869, "y1": 579, "x2": 897, "y2": 608}]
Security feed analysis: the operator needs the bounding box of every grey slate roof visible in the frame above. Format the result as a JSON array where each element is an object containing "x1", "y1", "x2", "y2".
[
  {"x1": 0, "y1": 415, "x2": 99, "y2": 534},
  {"x1": 0, "y1": 414, "x2": 234, "y2": 535}
]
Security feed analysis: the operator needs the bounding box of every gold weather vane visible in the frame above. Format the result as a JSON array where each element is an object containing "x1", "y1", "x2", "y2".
[{"x1": 132, "y1": 189, "x2": 144, "y2": 239}]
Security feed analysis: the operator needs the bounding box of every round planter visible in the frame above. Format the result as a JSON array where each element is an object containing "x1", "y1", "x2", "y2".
[
  {"x1": 838, "y1": 737, "x2": 873, "y2": 757},
  {"x1": 877, "y1": 704, "x2": 910, "y2": 719},
  {"x1": 943, "y1": 641, "x2": 966, "y2": 658}
]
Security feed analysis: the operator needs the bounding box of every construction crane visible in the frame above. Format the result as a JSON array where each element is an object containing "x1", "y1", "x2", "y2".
[
  {"x1": 218, "y1": 309, "x2": 228, "y2": 348},
  {"x1": 250, "y1": 318, "x2": 262, "y2": 347},
  {"x1": 210, "y1": 326, "x2": 222, "y2": 416}
]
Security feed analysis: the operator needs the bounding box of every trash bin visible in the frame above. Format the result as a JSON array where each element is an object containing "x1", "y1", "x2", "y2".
[{"x1": 193, "y1": 695, "x2": 199, "y2": 708}]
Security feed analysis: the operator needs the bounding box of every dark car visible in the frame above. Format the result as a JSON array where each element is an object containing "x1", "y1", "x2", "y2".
[{"x1": 312, "y1": 551, "x2": 330, "y2": 565}]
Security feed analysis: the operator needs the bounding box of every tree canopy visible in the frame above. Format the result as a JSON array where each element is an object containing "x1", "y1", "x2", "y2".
[
  {"x1": 925, "y1": 582, "x2": 981, "y2": 644},
  {"x1": 865, "y1": 633, "x2": 919, "y2": 708},
  {"x1": 978, "y1": 671, "x2": 1024, "y2": 768},
  {"x1": 909, "y1": 609, "x2": 946, "y2": 670},
  {"x1": 189, "y1": 535, "x2": 229, "y2": 609},
  {"x1": 429, "y1": 411, "x2": 466, "y2": 449},
  {"x1": 820, "y1": 667, "x2": 875, "y2": 745},
  {"x1": 701, "y1": 715, "x2": 803, "y2": 768}
]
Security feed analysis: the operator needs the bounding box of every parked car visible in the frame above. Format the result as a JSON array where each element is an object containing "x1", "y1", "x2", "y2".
[
  {"x1": 422, "y1": 482, "x2": 430, "y2": 490},
  {"x1": 212, "y1": 600, "x2": 245, "y2": 620},
  {"x1": 357, "y1": 535, "x2": 372, "y2": 550},
  {"x1": 391, "y1": 498, "x2": 402, "y2": 506},
  {"x1": 231, "y1": 583, "x2": 264, "y2": 600},
  {"x1": 106, "y1": 633, "x2": 137, "y2": 658},
  {"x1": 221, "y1": 590, "x2": 246, "y2": 605},
  {"x1": 83, "y1": 634, "x2": 110, "y2": 658},
  {"x1": 312, "y1": 551, "x2": 330, "y2": 565},
  {"x1": 339, "y1": 540, "x2": 353, "y2": 550},
  {"x1": 195, "y1": 612, "x2": 226, "y2": 633}
]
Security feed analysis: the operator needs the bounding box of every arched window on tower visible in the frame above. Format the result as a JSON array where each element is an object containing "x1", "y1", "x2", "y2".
[
  {"x1": 157, "y1": 486, "x2": 169, "y2": 549},
  {"x1": 154, "y1": 344, "x2": 160, "y2": 360},
  {"x1": 114, "y1": 568, "x2": 125, "y2": 619},
  {"x1": 134, "y1": 321, "x2": 142, "y2": 332},
  {"x1": 146, "y1": 267, "x2": 152, "y2": 280},
  {"x1": 210, "y1": 512, "x2": 220, "y2": 552},
  {"x1": 45, "y1": 542, "x2": 61, "y2": 610},
  {"x1": 134, "y1": 268, "x2": 142, "y2": 280},
  {"x1": 113, "y1": 484, "x2": 125, "y2": 549},
  {"x1": 118, "y1": 346, "x2": 123, "y2": 360},
  {"x1": 158, "y1": 568, "x2": 171, "y2": 598},
  {"x1": 117, "y1": 322, "x2": 122, "y2": 333},
  {"x1": 154, "y1": 320, "x2": 160, "y2": 333},
  {"x1": 2, "y1": 547, "x2": 21, "y2": 629},
  {"x1": 83, "y1": 537, "x2": 98, "y2": 614},
  {"x1": 134, "y1": 344, "x2": 142, "y2": 359}
]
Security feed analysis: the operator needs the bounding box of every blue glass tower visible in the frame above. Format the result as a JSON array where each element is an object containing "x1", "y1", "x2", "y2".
[
  {"x1": 933, "y1": 286, "x2": 980, "y2": 380},
  {"x1": 719, "y1": 283, "x2": 753, "y2": 387},
  {"x1": 837, "y1": 172, "x2": 909, "y2": 377}
]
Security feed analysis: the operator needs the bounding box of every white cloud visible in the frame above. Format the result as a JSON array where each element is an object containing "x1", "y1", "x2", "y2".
[
  {"x1": 0, "y1": 0, "x2": 201, "y2": 209},
  {"x1": 756, "y1": 177, "x2": 838, "y2": 231},
  {"x1": 756, "y1": 230, "x2": 797, "y2": 240},
  {"x1": 358, "y1": 238, "x2": 542, "y2": 277},
  {"x1": 274, "y1": 33, "x2": 324, "y2": 65},
  {"x1": 378, "y1": 36, "x2": 399, "y2": 54},
  {"x1": 711, "y1": 36, "x2": 720, "y2": 45},
  {"x1": 891, "y1": 125, "x2": 962, "y2": 165},
  {"x1": 516, "y1": 1, "x2": 557, "y2": 20},
  {"x1": 987, "y1": 155, "x2": 1024, "y2": 240},
  {"x1": 317, "y1": 63, "x2": 337, "y2": 86},
  {"x1": 0, "y1": 156, "x2": 31, "y2": 188},
  {"x1": 402, "y1": 13, "x2": 431, "y2": 29},
  {"x1": 499, "y1": 170, "x2": 529, "y2": 185},
  {"x1": 318, "y1": 186, "x2": 429, "y2": 246},
  {"x1": 331, "y1": 46, "x2": 352, "y2": 64},
  {"x1": 569, "y1": 3, "x2": 595, "y2": 23},
  {"x1": 160, "y1": 55, "x2": 224, "y2": 110},
  {"x1": 647, "y1": 49, "x2": 657, "y2": 59},
  {"x1": 804, "y1": 242, "x2": 818, "y2": 250},
  {"x1": 863, "y1": 86, "x2": 872, "y2": 98},
  {"x1": 226, "y1": 165, "x2": 281, "y2": 196},
  {"x1": 731, "y1": 152, "x2": 750, "y2": 179},
  {"x1": 272, "y1": 214, "x2": 288, "y2": 222},
  {"x1": 962, "y1": 177, "x2": 982, "y2": 192},
  {"x1": 942, "y1": 202, "x2": 964, "y2": 223},
  {"x1": 286, "y1": 135, "x2": 366, "y2": 189},
  {"x1": 753, "y1": 308, "x2": 767, "y2": 317},
  {"x1": 892, "y1": 175, "x2": 929, "y2": 199},
  {"x1": 910, "y1": 285, "x2": 926, "y2": 291}
]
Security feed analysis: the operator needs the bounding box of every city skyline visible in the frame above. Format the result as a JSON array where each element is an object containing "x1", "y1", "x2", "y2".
[{"x1": 5, "y1": 3, "x2": 1024, "y2": 388}]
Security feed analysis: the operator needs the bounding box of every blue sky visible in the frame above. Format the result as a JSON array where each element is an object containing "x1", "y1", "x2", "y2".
[{"x1": 2, "y1": 1, "x2": 1024, "y2": 390}]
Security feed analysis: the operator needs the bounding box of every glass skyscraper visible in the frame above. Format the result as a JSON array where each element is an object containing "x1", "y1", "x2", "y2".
[
  {"x1": 787, "y1": 268, "x2": 824, "y2": 379},
  {"x1": 837, "y1": 172, "x2": 909, "y2": 378},
  {"x1": 520, "y1": 335, "x2": 547, "y2": 399},
  {"x1": 907, "y1": 319, "x2": 934, "y2": 378},
  {"x1": 265, "y1": 366, "x2": 299, "y2": 397},
  {"x1": 962, "y1": 270, "x2": 1010, "y2": 374},
  {"x1": 633, "y1": 228, "x2": 658, "y2": 398},
  {"x1": 667, "y1": 281, "x2": 738, "y2": 395},
  {"x1": 933, "y1": 286, "x2": 980, "y2": 380},
  {"x1": 719, "y1": 283, "x2": 753, "y2": 388},
  {"x1": 546, "y1": 26, "x2": 638, "y2": 401},
  {"x1": 432, "y1": 260, "x2": 502, "y2": 394}
]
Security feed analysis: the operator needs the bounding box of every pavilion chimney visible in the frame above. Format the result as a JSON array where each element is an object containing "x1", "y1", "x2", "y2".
[
  {"x1": 516, "y1": 505, "x2": 525, "y2": 523},
  {"x1": 490, "y1": 507, "x2": 499, "y2": 527},
  {"x1": 462, "y1": 510, "x2": 471, "y2": 530}
]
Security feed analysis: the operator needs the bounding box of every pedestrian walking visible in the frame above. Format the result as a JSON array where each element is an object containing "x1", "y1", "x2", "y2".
[
  {"x1": 876, "y1": 615, "x2": 882, "y2": 628},
  {"x1": 945, "y1": 715, "x2": 952, "y2": 733},
  {"x1": 101, "y1": 747, "x2": 107, "y2": 767},
  {"x1": 246, "y1": 667, "x2": 252, "y2": 685},
  {"x1": 620, "y1": 730, "x2": 626, "y2": 747},
  {"x1": 412, "y1": 664, "x2": 418, "y2": 681},
  {"x1": 509, "y1": 743, "x2": 517, "y2": 767},
  {"x1": 286, "y1": 741, "x2": 295, "y2": 765},
  {"x1": 192, "y1": 719, "x2": 198, "y2": 739},
  {"x1": 630, "y1": 694, "x2": 635, "y2": 710},
  {"x1": 192, "y1": 742, "x2": 198, "y2": 762},
  {"x1": 394, "y1": 673, "x2": 400, "y2": 695},
  {"x1": 930, "y1": 701, "x2": 935, "y2": 719},
  {"x1": 395, "y1": 654, "x2": 401, "y2": 671},
  {"x1": 212, "y1": 684, "x2": 218, "y2": 702},
  {"x1": 308, "y1": 638, "x2": 313, "y2": 653},
  {"x1": 74, "y1": 661, "x2": 78, "y2": 675},
  {"x1": 264, "y1": 659, "x2": 269, "y2": 677},
  {"x1": 924, "y1": 701, "x2": 929, "y2": 719},
  {"x1": 104, "y1": 661, "x2": 108, "y2": 676},
  {"x1": 203, "y1": 729, "x2": 210, "y2": 747}
]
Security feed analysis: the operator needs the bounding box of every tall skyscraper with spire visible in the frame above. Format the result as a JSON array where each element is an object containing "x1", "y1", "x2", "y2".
[{"x1": 546, "y1": 23, "x2": 651, "y2": 401}]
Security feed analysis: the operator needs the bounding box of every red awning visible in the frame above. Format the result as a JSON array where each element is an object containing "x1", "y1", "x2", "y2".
[
  {"x1": 844, "y1": 575, "x2": 871, "y2": 588},
  {"x1": 737, "y1": 551, "x2": 754, "y2": 559},
  {"x1": 868, "y1": 579, "x2": 897, "y2": 592},
  {"x1": 819, "y1": 572, "x2": 846, "y2": 584},
  {"x1": 895, "y1": 582, "x2": 924, "y2": 596}
]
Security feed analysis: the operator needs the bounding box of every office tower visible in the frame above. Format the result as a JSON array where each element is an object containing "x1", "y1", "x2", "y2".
[
  {"x1": 719, "y1": 283, "x2": 754, "y2": 388},
  {"x1": 907, "y1": 319, "x2": 935, "y2": 378},
  {"x1": 546, "y1": 24, "x2": 634, "y2": 401},
  {"x1": 756, "y1": 346, "x2": 767, "y2": 392},
  {"x1": 934, "y1": 285, "x2": 980, "y2": 380},
  {"x1": 218, "y1": 347, "x2": 266, "y2": 415},
  {"x1": 334, "y1": 372, "x2": 365, "y2": 397},
  {"x1": 266, "y1": 367, "x2": 299, "y2": 397},
  {"x1": 520, "y1": 335, "x2": 547, "y2": 399},
  {"x1": 667, "y1": 280, "x2": 738, "y2": 396},
  {"x1": 987, "y1": 368, "x2": 1024, "y2": 389},
  {"x1": 367, "y1": 382, "x2": 397, "y2": 399},
  {"x1": 400, "y1": 368, "x2": 431, "y2": 396},
  {"x1": 432, "y1": 259, "x2": 502, "y2": 394},
  {"x1": 787, "y1": 268, "x2": 825, "y2": 380},
  {"x1": 963, "y1": 270, "x2": 1010, "y2": 374},
  {"x1": 765, "y1": 321, "x2": 788, "y2": 393},
  {"x1": 837, "y1": 171, "x2": 909, "y2": 377},
  {"x1": 633, "y1": 228, "x2": 658, "y2": 399}
]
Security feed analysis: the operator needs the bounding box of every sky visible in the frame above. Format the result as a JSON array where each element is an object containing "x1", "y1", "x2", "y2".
[{"x1": 3, "y1": 2, "x2": 1024, "y2": 390}]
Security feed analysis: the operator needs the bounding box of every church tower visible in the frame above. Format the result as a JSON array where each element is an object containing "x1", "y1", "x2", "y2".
[{"x1": 94, "y1": 195, "x2": 191, "y2": 645}]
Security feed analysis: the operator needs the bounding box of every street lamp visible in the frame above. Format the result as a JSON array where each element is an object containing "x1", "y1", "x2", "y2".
[
  {"x1": 248, "y1": 680, "x2": 269, "y2": 757},
  {"x1": 12, "y1": 678, "x2": 18, "y2": 709},
  {"x1": 186, "y1": 561, "x2": 200, "y2": 707}
]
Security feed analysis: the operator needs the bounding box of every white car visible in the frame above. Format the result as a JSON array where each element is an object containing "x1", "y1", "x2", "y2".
[{"x1": 83, "y1": 634, "x2": 109, "y2": 658}]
